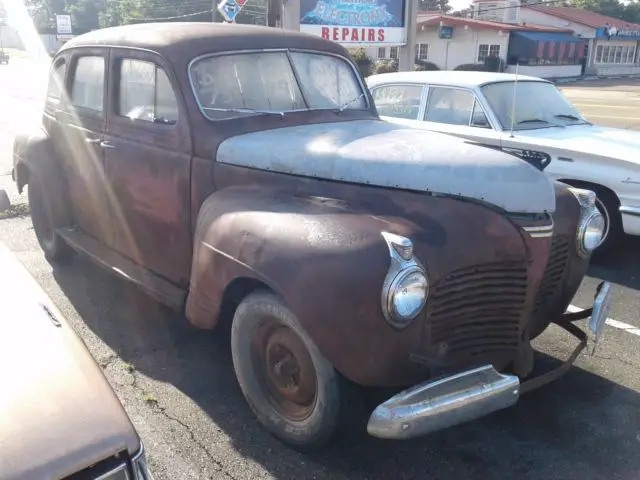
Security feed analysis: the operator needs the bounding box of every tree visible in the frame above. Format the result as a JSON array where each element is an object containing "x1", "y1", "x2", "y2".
[{"x1": 418, "y1": 0, "x2": 452, "y2": 13}]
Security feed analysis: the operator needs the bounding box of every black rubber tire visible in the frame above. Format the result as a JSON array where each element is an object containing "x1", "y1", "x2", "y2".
[
  {"x1": 591, "y1": 187, "x2": 623, "y2": 260},
  {"x1": 231, "y1": 290, "x2": 351, "y2": 452},
  {"x1": 28, "y1": 172, "x2": 74, "y2": 263}
]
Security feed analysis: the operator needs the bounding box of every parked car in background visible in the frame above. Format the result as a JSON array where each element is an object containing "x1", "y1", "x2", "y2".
[
  {"x1": 366, "y1": 71, "x2": 640, "y2": 255},
  {"x1": 13, "y1": 23, "x2": 612, "y2": 452},
  {"x1": 0, "y1": 50, "x2": 9, "y2": 64},
  {"x1": 0, "y1": 242, "x2": 153, "y2": 480}
]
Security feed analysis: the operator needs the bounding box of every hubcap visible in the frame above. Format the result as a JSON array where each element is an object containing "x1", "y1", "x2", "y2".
[{"x1": 252, "y1": 323, "x2": 317, "y2": 421}]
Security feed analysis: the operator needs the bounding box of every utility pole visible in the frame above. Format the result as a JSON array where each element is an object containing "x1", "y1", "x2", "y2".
[
  {"x1": 398, "y1": 0, "x2": 417, "y2": 71},
  {"x1": 212, "y1": 0, "x2": 219, "y2": 22},
  {"x1": 281, "y1": 0, "x2": 299, "y2": 30}
]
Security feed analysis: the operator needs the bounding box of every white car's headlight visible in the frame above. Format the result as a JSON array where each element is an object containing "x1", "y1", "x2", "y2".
[
  {"x1": 387, "y1": 267, "x2": 428, "y2": 325},
  {"x1": 578, "y1": 208, "x2": 605, "y2": 254}
]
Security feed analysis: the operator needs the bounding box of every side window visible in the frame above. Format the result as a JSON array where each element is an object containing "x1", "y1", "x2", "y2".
[
  {"x1": 46, "y1": 60, "x2": 67, "y2": 107},
  {"x1": 470, "y1": 100, "x2": 491, "y2": 128},
  {"x1": 71, "y1": 56, "x2": 105, "y2": 114},
  {"x1": 424, "y1": 87, "x2": 475, "y2": 126},
  {"x1": 371, "y1": 85, "x2": 423, "y2": 120},
  {"x1": 118, "y1": 58, "x2": 178, "y2": 125}
]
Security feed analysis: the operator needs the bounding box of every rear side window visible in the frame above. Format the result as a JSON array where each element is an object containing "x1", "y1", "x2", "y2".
[
  {"x1": 46, "y1": 61, "x2": 67, "y2": 106},
  {"x1": 118, "y1": 59, "x2": 179, "y2": 125},
  {"x1": 70, "y1": 56, "x2": 105, "y2": 113},
  {"x1": 371, "y1": 85, "x2": 423, "y2": 120}
]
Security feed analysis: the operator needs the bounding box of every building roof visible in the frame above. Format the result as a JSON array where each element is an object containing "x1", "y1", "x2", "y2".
[
  {"x1": 417, "y1": 15, "x2": 574, "y2": 33},
  {"x1": 523, "y1": 6, "x2": 640, "y2": 30},
  {"x1": 366, "y1": 70, "x2": 549, "y2": 89}
]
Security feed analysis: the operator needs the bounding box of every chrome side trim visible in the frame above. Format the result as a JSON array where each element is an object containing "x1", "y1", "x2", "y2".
[
  {"x1": 367, "y1": 364, "x2": 520, "y2": 439},
  {"x1": 522, "y1": 222, "x2": 554, "y2": 238},
  {"x1": 620, "y1": 206, "x2": 640, "y2": 217}
]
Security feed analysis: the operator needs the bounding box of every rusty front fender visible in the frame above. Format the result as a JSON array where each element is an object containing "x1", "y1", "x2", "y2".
[{"x1": 184, "y1": 185, "x2": 429, "y2": 386}]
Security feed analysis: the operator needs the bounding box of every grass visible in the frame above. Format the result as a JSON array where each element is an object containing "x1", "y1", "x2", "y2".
[
  {"x1": 0, "y1": 203, "x2": 30, "y2": 219},
  {"x1": 124, "y1": 362, "x2": 135, "y2": 373},
  {"x1": 143, "y1": 393, "x2": 158, "y2": 406}
]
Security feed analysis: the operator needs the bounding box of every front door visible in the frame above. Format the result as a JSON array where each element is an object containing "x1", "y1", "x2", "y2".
[
  {"x1": 56, "y1": 49, "x2": 113, "y2": 246},
  {"x1": 421, "y1": 86, "x2": 503, "y2": 147},
  {"x1": 103, "y1": 50, "x2": 193, "y2": 286}
]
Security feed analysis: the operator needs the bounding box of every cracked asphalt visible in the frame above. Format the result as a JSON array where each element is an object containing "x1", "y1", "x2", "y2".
[{"x1": 1, "y1": 58, "x2": 640, "y2": 480}]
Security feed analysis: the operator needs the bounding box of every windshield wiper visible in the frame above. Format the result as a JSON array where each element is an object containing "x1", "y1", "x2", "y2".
[
  {"x1": 336, "y1": 93, "x2": 366, "y2": 113},
  {"x1": 554, "y1": 113, "x2": 591, "y2": 125},
  {"x1": 516, "y1": 118, "x2": 565, "y2": 128},
  {"x1": 202, "y1": 106, "x2": 285, "y2": 118}
]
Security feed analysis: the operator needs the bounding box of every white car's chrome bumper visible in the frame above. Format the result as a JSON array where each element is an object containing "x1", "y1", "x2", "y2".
[{"x1": 619, "y1": 205, "x2": 640, "y2": 236}]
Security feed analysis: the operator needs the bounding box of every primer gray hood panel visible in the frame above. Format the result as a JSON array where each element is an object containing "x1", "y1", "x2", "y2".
[{"x1": 217, "y1": 119, "x2": 555, "y2": 214}]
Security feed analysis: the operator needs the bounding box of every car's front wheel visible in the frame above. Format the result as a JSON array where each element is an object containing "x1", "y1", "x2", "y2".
[
  {"x1": 231, "y1": 290, "x2": 352, "y2": 452},
  {"x1": 28, "y1": 171, "x2": 74, "y2": 263},
  {"x1": 592, "y1": 188, "x2": 623, "y2": 258}
]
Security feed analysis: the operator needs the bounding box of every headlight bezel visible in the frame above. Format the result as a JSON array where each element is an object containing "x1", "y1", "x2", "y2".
[
  {"x1": 577, "y1": 207, "x2": 605, "y2": 255},
  {"x1": 380, "y1": 232, "x2": 429, "y2": 329}
]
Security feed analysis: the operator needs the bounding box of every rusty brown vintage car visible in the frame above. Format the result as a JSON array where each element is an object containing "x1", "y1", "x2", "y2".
[
  {"x1": 0, "y1": 242, "x2": 153, "y2": 479},
  {"x1": 13, "y1": 23, "x2": 613, "y2": 452}
]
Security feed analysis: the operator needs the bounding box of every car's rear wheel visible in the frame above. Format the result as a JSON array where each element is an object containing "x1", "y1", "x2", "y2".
[
  {"x1": 28, "y1": 171, "x2": 74, "y2": 263},
  {"x1": 231, "y1": 291, "x2": 353, "y2": 452},
  {"x1": 592, "y1": 188, "x2": 622, "y2": 259}
]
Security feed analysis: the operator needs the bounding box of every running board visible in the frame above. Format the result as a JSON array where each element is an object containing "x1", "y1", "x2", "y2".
[{"x1": 57, "y1": 227, "x2": 186, "y2": 310}]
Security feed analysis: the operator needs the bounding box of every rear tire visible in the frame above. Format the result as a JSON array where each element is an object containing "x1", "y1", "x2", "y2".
[
  {"x1": 28, "y1": 171, "x2": 74, "y2": 263},
  {"x1": 231, "y1": 290, "x2": 354, "y2": 452},
  {"x1": 591, "y1": 188, "x2": 622, "y2": 260}
]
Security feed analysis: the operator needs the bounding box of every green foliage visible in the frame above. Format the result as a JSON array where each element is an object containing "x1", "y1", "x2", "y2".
[
  {"x1": 348, "y1": 48, "x2": 373, "y2": 77},
  {"x1": 418, "y1": 0, "x2": 452, "y2": 13},
  {"x1": 414, "y1": 59, "x2": 439, "y2": 71},
  {"x1": 372, "y1": 59, "x2": 399, "y2": 74},
  {"x1": 454, "y1": 63, "x2": 489, "y2": 71}
]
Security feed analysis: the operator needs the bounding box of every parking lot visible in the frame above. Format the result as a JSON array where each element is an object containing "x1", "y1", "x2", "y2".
[{"x1": 1, "y1": 60, "x2": 640, "y2": 480}]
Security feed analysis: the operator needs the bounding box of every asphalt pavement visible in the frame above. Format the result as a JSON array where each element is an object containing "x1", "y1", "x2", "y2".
[{"x1": 1, "y1": 58, "x2": 640, "y2": 480}]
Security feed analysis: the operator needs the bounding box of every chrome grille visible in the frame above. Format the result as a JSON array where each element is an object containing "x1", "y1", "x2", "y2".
[
  {"x1": 428, "y1": 262, "x2": 528, "y2": 359},
  {"x1": 533, "y1": 236, "x2": 570, "y2": 314}
]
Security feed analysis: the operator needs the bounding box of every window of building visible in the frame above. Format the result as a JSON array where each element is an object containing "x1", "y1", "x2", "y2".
[
  {"x1": 389, "y1": 47, "x2": 399, "y2": 60},
  {"x1": 478, "y1": 44, "x2": 500, "y2": 62},
  {"x1": 377, "y1": 47, "x2": 386, "y2": 59},
  {"x1": 118, "y1": 59, "x2": 179, "y2": 125},
  {"x1": 371, "y1": 84, "x2": 423, "y2": 120},
  {"x1": 595, "y1": 44, "x2": 637, "y2": 64},
  {"x1": 415, "y1": 43, "x2": 429, "y2": 61},
  {"x1": 71, "y1": 56, "x2": 105, "y2": 114}
]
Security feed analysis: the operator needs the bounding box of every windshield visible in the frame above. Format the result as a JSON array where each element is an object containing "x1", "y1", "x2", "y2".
[
  {"x1": 189, "y1": 51, "x2": 366, "y2": 120},
  {"x1": 481, "y1": 81, "x2": 587, "y2": 130}
]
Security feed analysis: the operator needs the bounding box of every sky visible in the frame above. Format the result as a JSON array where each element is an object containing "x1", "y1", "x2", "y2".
[{"x1": 450, "y1": 0, "x2": 473, "y2": 11}]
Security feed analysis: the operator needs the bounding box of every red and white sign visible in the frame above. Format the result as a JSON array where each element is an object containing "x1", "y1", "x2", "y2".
[{"x1": 300, "y1": 25, "x2": 405, "y2": 45}]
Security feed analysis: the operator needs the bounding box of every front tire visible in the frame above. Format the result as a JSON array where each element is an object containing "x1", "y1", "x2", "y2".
[
  {"x1": 28, "y1": 171, "x2": 74, "y2": 263},
  {"x1": 592, "y1": 188, "x2": 622, "y2": 259},
  {"x1": 231, "y1": 291, "x2": 347, "y2": 452}
]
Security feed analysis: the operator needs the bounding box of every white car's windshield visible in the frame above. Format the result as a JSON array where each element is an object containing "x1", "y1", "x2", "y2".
[
  {"x1": 481, "y1": 81, "x2": 587, "y2": 130},
  {"x1": 189, "y1": 51, "x2": 366, "y2": 120}
]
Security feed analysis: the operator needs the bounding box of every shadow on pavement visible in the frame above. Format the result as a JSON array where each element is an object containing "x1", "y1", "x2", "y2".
[
  {"x1": 52, "y1": 256, "x2": 640, "y2": 480},
  {"x1": 588, "y1": 235, "x2": 640, "y2": 291}
]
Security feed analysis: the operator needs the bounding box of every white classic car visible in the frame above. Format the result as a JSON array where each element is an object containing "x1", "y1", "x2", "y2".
[{"x1": 366, "y1": 71, "x2": 640, "y2": 254}]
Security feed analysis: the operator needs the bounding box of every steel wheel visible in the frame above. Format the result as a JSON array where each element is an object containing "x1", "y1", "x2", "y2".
[
  {"x1": 251, "y1": 323, "x2": 318, "y2": 422},
  {"x1": 594, "y1": 196, "x2": 611, "y2": 248}
]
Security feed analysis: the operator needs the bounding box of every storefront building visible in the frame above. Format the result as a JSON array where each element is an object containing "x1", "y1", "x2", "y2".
[{"x1": 518, "y1": 5, "x2": 640, "y2": 76}]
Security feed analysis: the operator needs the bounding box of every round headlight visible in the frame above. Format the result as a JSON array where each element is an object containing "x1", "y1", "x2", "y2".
[
  {"x1": 578, "y1": 209, "x2": 605, "y2": 253},
  {"x1": 387, "y1": 268, "x2": 428, "y2": 326}
]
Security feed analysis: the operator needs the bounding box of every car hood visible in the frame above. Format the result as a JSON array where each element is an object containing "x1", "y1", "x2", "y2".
[
  {"x1": 217, "y1": 119, "x2": 555, "y2": 214},
  {"x1": 0, "y1": 245, "x2": 140, "y2": 480},
  {"x1": 512, "y1": 124, "x2": 640, "y2": 163}
]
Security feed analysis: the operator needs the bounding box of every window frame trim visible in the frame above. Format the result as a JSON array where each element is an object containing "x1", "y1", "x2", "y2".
[{"x1": 187, "y1": 48, "x2": 371, "y2": 122}]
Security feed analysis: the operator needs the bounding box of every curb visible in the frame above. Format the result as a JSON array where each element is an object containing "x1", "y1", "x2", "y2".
[{"x1": 551, "y1": 74, "x2": 640, "y2": 85}]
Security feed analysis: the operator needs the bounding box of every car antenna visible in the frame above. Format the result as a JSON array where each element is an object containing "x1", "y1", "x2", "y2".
[{"x1": 509, "y1": 63, "x2": 519, "y2": 138}]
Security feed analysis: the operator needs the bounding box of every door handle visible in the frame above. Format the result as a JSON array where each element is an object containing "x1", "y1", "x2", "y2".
[
  {"x1": 85, "y1": 137, "x2": 101, "y2": 144},
  {"x1": 100, "y1": 141, "x2": 115, "y2": 149}
]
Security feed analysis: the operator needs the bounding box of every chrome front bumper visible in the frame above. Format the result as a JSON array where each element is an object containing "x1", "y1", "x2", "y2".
[{"x1": 367, "y1": 281, "x2": 614, "y2": 440}]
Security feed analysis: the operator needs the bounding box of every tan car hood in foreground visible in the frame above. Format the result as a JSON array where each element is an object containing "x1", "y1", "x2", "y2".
[{"x1": 0, "y1": 244, "x2": 140, "y2": 480}]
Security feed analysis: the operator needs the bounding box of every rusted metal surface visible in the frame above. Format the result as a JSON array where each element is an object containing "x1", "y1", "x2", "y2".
[{"x1": 25, "y1": 23, "x2": 593, "y2": 390}]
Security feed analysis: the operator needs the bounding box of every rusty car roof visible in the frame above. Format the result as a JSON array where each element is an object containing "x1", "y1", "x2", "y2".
[{"x1": 61, "y1": 22, "x2": 349, "y2": 64}]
